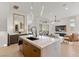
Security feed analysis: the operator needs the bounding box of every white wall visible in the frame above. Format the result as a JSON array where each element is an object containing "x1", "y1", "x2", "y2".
[
  {"x1": 76, "y1": 16, "x2": 79, "y2": 34},
  {"x1": 7, "y1": 2, "x2": 79, "y2": 36},
  {"x1": 68, "y1": 15, "x2": 79, "y2": 34},
  {"x1": 0, "y1": 31, "x2": 8, "y2": 47},
  {"x1": 57, "y1": 15, "x2": 79, "y2": 35},
  {"x1": 7, "y1": 2, "x2": 79, "y2": 35},
  {"x1": 0, "y1": 3, "x2": 9, "y2": 31},
  {"x1": 0, "y1": 3, "x2": 9, "y2": 47},
  {"x1": 7, "y1": 3, "x2": 29, "y2": 34},
  {"x1": 35, "y1": 15, "x2": 79, "y2": 35}
]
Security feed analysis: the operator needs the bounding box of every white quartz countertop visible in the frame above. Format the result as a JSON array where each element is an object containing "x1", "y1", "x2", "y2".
[
  {"x1": 19, "y1": 35, "x2": 63, "y2": 49},
  {"x1": 8, "y1": 32, "x2": 27, "y2": 35}
]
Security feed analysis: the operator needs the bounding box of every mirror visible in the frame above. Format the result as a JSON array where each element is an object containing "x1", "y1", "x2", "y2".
[{"x1": 13, "y1": 13, "x2": 25, "y2": 33}]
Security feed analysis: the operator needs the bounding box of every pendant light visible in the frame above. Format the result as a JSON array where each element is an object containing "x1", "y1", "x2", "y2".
[
  {"x1": 54, "y1": 16, "x2": 56, "y2": 22},
  {"x1": 51, "y1": 16, "x2": 56, "y2": 24}
]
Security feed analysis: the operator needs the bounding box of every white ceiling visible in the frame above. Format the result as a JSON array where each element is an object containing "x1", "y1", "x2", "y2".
[{"x1": 10, "y1": 2, "x2": 79, "y2": 19}]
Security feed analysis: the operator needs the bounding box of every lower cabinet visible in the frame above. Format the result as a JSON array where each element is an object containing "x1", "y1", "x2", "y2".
[
  {"x1": 8, "y1": 34, "x2": 19, "y2": 46},
  {"x1": 22, "y1": 40, "x2": 41, "y2": 57},
  {"x1": 8, "y1": 33, "x2": 27, "y2": 46}
]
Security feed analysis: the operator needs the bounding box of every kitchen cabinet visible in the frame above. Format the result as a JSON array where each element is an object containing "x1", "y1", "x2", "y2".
[
  {"x1": 19, "y1": 35, "x2": 63, "y2": 57},
  {"x1": 22, "y1": 40, "x2": 41, "y2": 57},
  {"x1": 8, "y1": 34, "x2": 18, "y2": 46},
  {"x1": 8, "y1": 33, "x2": 27, "y2": 46}
]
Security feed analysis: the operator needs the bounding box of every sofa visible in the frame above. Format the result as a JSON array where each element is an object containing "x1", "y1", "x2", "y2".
[{"x1": 64, "y1": 33, "x2": 79, "y2": 42}]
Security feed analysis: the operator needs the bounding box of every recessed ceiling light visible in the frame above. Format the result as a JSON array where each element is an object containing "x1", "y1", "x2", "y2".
[
  {"x1": 65, "y1": 7, "x2": 69, "y2": 10},
  {"x1": 62, "y1": 4, "x2": 69, "y2": 10},
  {"x1": 30, "y1": 6, "x2": 33, "y2": 10}
]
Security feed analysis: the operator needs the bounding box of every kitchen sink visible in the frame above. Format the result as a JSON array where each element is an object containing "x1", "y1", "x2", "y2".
[{"x1": 27, "y1": 37, "x2": 39, "y2": 41}]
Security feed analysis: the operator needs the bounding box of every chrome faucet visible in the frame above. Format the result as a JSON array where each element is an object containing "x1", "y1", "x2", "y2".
[{"x1": 31, "y1": 26, "x2": 37, "y2": 37}]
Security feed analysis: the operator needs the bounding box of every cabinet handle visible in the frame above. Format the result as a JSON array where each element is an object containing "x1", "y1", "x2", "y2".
[
  {"x1": 24, "y1": 43, "x2": 28, "y2": 45},
  {"x1": 33, "y1": 49, "x2": 37, "y2": 52}
]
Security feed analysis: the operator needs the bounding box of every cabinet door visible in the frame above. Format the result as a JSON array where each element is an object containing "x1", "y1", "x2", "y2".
[
  {"x1": 9, "y1": 35, "x2": 18, "y2": 45},
  {"x1": 23, "y1": 43, "x2": 31, "y2": 57},
  {"x1": 22, "y1": 40, "x2": 41, "y2": 57},
  {"x1": 30, "y1": 45, "x2": 41, "y2": 57}
]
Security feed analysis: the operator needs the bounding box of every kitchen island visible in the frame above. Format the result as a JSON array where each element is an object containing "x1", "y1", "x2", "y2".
[{"x1": 19, "y1": 35, "x2": 63, "y2": 57}]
